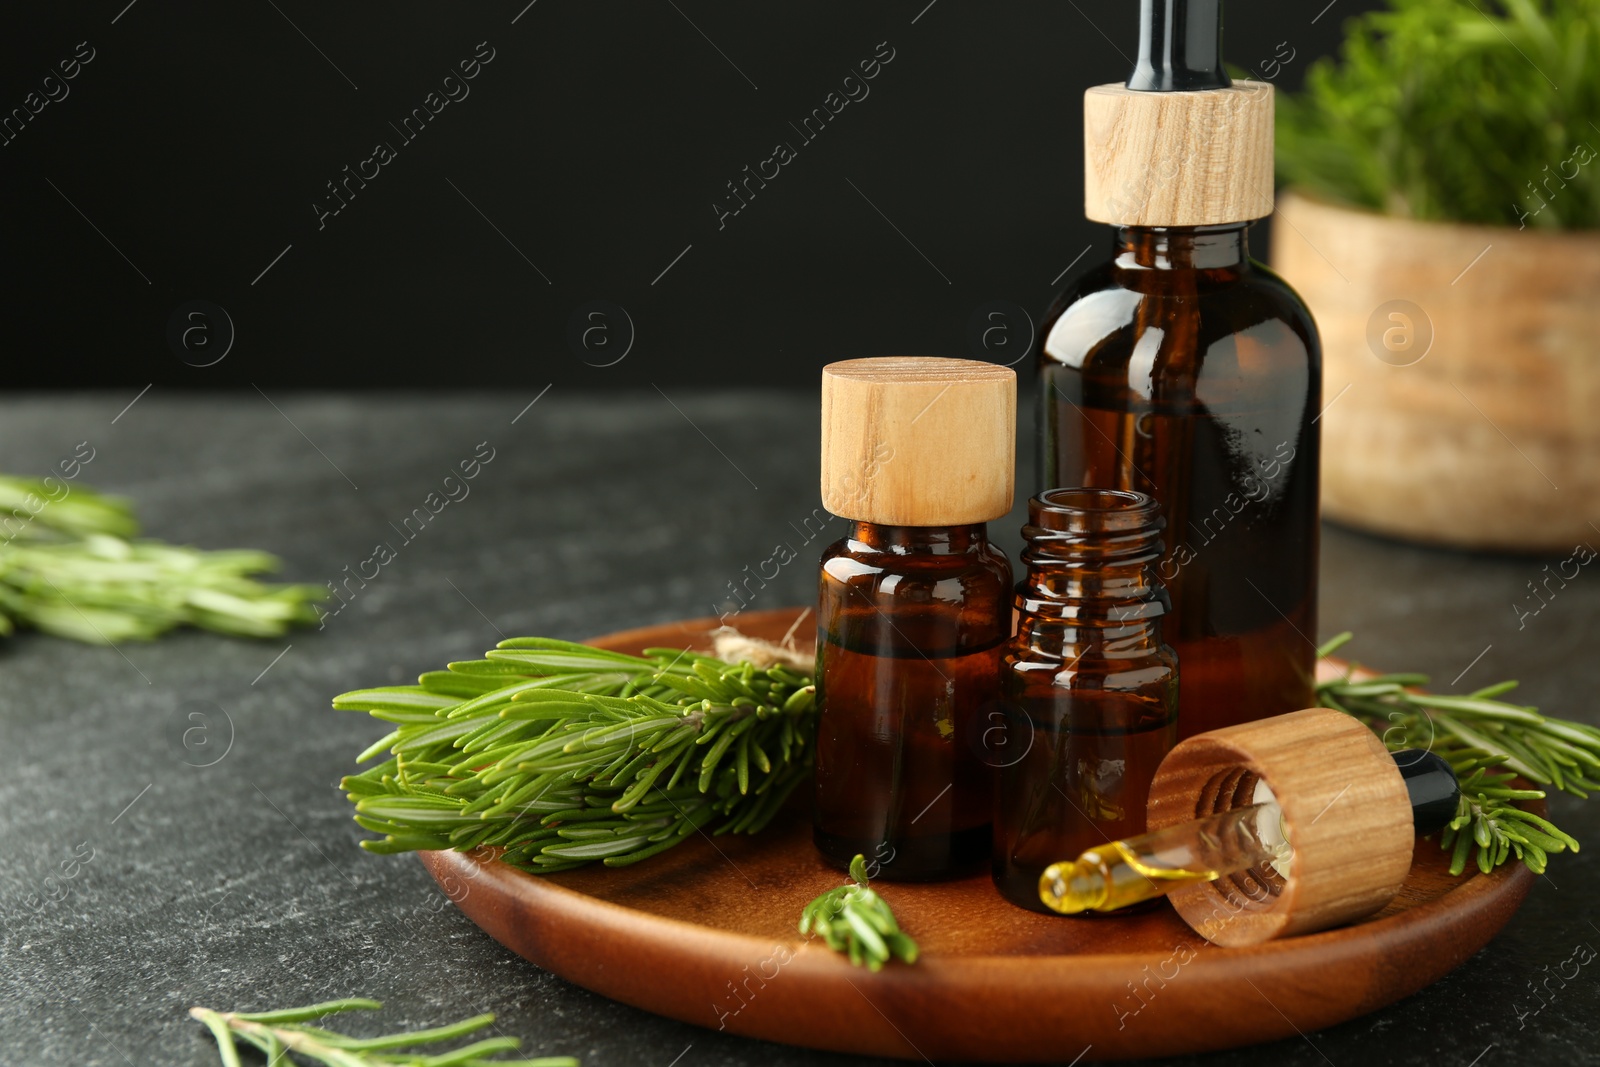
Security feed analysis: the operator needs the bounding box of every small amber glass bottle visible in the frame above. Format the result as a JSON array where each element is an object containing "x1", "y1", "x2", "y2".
[
  {"x1": 992, "y1": 487, "x2": 1178, "y2": 913},
  {"x1": 813, "y1": 357, "x2": 1015, "y2": 881}
]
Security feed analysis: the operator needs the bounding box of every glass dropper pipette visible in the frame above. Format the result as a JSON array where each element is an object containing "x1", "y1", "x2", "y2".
[{"x1": 1038, "y1": 748, "x2": 1461, "y2": 915}]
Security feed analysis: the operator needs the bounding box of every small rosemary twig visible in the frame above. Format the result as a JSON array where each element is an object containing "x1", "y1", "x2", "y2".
[
  {"x1": 190, "y1": 998, "x2": 577, "y2": 1067},
  {"x1": 1316, "y1": 632, "x2": 1591, "y2": 875},
  {"x1": 799, "y1": 854, "x2": 919, "y2": 971}
]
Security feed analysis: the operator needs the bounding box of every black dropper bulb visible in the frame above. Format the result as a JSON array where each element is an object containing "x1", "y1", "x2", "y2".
[
  {"x1": 1127, "y1": 0, "x2": 1231, "y2": 92},
  {"x1": 1391, "y1": 749, "x2": 1462, "y2": 836}
]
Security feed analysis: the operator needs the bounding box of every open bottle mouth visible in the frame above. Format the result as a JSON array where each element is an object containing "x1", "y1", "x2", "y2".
[
  {"x1": 1031, "y1": 487, "x2": 1161, "y2": 528},
  {"x1": 1037, "y1": 486, "x2": 1150, "y2": 512},
  {"x1": 1024, "y1": 488, "x2": 1165, "y2": 560}
]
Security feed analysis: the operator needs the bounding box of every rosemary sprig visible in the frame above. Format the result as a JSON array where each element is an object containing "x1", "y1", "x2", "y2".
[
  {"x1": 190, "y1": 998, "x2": 577, "y2": 1067},
  {"x1": 0, "y1": 475, "x2": 323, "y2": 643},
  {"x1": 0, "y1": 534, "x2": 324, "y2": 642},
  {"x1": 798, "y1": 854, "x2": 919, "y2": 971},
  {"x1": 338, "y1": 639, "x2": 817, "y2": 872},
  {"x1": 1316, "y1": 633, "x2": 1592, "y2": 876}
]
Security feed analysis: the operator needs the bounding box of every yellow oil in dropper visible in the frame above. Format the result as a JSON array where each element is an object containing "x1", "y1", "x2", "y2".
[{"x1": 1039, "y1": 792, "x2": 1290, "y2": 914}]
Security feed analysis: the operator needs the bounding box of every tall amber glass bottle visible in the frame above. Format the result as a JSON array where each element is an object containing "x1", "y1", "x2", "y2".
[
  {"x1": 1038, "y1": 0, "x2": 1321, "y2": 738},
  {"x1": 813, "y1": 358, "x2": 1015, "y2": 881},
  {"x1": 992, "y1": 488, "x2": 1178, "y2": 912}
]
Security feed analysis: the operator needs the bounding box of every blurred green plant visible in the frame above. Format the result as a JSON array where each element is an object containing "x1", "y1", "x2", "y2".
[
  {"x1": 1274, "y1": 0, "x2": 1600, "y2": 229},
  {"x1": 0, "y1": 475, "x2": 323, "y2": 643}
]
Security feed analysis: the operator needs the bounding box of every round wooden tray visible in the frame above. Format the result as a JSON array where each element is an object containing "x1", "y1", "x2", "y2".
[{"x1": 420, "y1": 608, "x2": 1533, "y2": 1063}]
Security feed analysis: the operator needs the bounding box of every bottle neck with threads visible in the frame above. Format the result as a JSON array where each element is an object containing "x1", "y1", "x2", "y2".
[{"x1": 1016, "y1": 488, "x2": 1168, "y2": 665}]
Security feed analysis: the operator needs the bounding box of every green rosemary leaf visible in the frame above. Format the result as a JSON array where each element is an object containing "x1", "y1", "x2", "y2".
[
  {"x1": 1445, "y1": 715, "x2": 1551, "y2": 782},
  {"x1": 1449, "y1": 823, "x2": 1476, "y2": 875},
  {"x1": 485, "y1": 644, "x2": 660, "y2": 672},
  {"x1": 333, "y1": 689, "x2": 463, "y2": 712},
  {"x1": 310, "y1": 1012, "x2": 497, "y2": 1051},
  {"x1": 356, "y1": 796, "x2": 483, "y2": 825},
  {"x1": 444, "y1": 679, "x2": 587, "y2": 718},
  {"x1": 1409, "y1": 693, "x2": 1545, "y2": 724},
  {"x1": 418, "y1": 670, "x2": 511, "y2": 697},
  {"x1": 1314, "y1": 631, "x2": 1355, "y2": 659},
  {"x1": 191, "y1": 1009, "x2": 244, "y2": 1067},
  {"x1": 230, "y1": 999, "x2": 383, "y2": 1024},
  {"x1": 843, "y1": 906, "x2": 890, "y2": 963},
  {"x1": 1510, "y1": 810, "x2": 1582, "y2": 851},
  {"x1": 885, "y1": 932, "x2": 921, "y2": 964},
  {"x1": 541, "y1": 835, "x2": 652, "y2": 859},
  {"x1": 1468, "y1": 680, "x2": 1523, "y2": 701},
  {"x1": 447, "y1": 658, "x2": 543, "y2": 676},
  {"x1": 1540, "y1": 719, "x2": 1600, "y2": 755}
]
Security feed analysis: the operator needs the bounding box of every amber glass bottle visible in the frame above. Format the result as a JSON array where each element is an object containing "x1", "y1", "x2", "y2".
[
  {"x1": 992, "y1": 488, "x2": 1178, "y2": 912},
  {"x1": 1040, "y1": 0, "x2": 1321, "y2": 738},
  {"x1": 813, "y1": 357, "x2": 1015, "y2": 881},
  {"x1": 1038, "y1": 226, "x2": 1319, "y2": 738},
  {"x1": 815, "y1": 522, "x2": 1013, "y2": 879}
]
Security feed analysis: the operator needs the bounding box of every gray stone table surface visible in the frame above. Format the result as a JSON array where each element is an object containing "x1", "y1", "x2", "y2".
[{"x1": 1, "y1": 392, "x2": 1596, "y2": 1067}]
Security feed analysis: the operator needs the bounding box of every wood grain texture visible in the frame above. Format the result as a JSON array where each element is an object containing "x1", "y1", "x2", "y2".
[
  {"x1": 1272, "y1": 190, "x2": 1600, "y2": 551},
  {"x1": 1147, "y1": 708, "x2": 1414, "y2": 947},
  {"x1": 820, "y1": 357, "x2": 1015, "y2": 526},
  {"x1": 421, "y1": 607, "x2": 1533, "y2": 1063},
  {"x1": 1083, "y1": 81, "x2": 1274, "y2": 227}
]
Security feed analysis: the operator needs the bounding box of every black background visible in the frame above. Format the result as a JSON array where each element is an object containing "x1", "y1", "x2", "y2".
[{"x1": 1, "y1": 0, "x2": 1381, "y2": 390}]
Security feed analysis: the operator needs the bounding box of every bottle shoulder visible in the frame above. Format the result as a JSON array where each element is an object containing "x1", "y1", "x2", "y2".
[
  {"x1": 1234, "y1": 260, "x2": 1321, "y2": 342},
  {"x1": 818, "y1": 538, "x2": 1013, "y2": 655},
  {"x1": 820, "y1": 536, "x2": 1013, "y2": 588},
  {"x1": 1044, "y1": 256, "x2": 1313, "y2": 308},
  {"x1": 1039, "y1": 258, "x2": 1321, "y2": 373}
]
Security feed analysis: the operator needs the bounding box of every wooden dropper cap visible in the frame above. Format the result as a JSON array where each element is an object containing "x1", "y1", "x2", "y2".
[
  {"x1": 820, "y1": 357, "x2": 1015, "y2": 526},
  {"x1": 1146, "y1": 707, "x2": 1415, "y2": 947},
  {"x1": 1083, "y1": 0, "x2": 1275, "y2": 227}
]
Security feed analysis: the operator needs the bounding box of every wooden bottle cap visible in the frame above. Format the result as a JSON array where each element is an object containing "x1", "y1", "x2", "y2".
[
  {"x1": 1083, "y1": 80, "x2": 1275, "y2": 227},
  {"x1": 1146, "y1": 707, "x2": 1414, "y2": 947},
  {"x1": 820, "y1": 357, "x2": 1015, "y2": 526}
]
